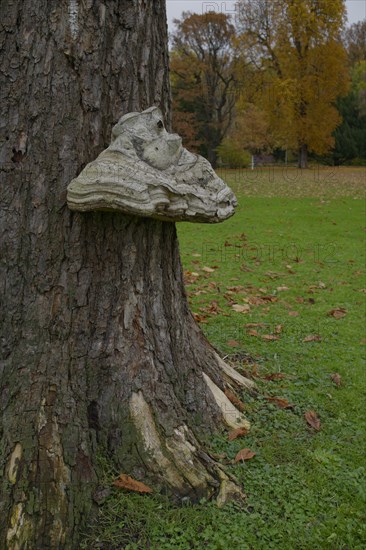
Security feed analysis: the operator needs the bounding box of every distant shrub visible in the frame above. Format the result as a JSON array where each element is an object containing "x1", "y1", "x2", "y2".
[
  {"x1": 216, "y1": 140, "x2": 251, "y2": 168},
  {"x1": 349, "y1": 157, "x2": 366, "y2": 166}
]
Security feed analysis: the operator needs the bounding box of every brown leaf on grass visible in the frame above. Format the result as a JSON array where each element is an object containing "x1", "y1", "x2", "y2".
[
  {"x1": 228, "y1": 427, "x2": 249, "y2": 441},
  {"x1": 202, "y1": 266, "x2": 216, "y2": 273},
  {"x1": 248, "y1": 296, "x2": 277, "y2": 306},
  {"x1": 245, "y1": 322, "x2": 266, "y2": 329},
  {"x1": 232, "y1": 304, "x2": 250, "y2": 313},
  {"x1": 223, "y1": 292, "x2": 235, "y2": 304},
  {"x1": 261, "y1": 334, "x2": 280, "y2": 341},
  {"x1": 183, "y1": 271, "x2": 199, "y2": 284},
  {"x1": 192, "y1": 313, "x2": 208, "y2": 323},
  {"x1": 330, "y1": 373, "x2": 342, "y2": 386},
  {"x1": 275, "y1": 324, "x2": 283, "y2": 334},
  {"x1": 288, "y1": 311, "x2": 299, "y2": 317},
  {"x1": 240, "y1": 264, "x2": 254, "y2": 272},
  {"x1": 277, "y1": 286, "x2": 289, "y2": 291},
  {"x1": 328, "y1": 307, "x2": 347, "y2": 319},
  {"x1": 303, "y1": 334, "x2": 322, "y2": 342},
  {"x1": 263, "y1": 373, "x2": 286, "y2": 381},
  {"x1": 113, "y1": 474, "x2": 153, "y2": 494},
  {"x1": 234, "y1": 448, "x2": 256, "y2": 462},
  {"x1": 224, "y1": 389, "x2": 246, "y2": 412},
  {"x1": 265, "y1": 396, "x2": 294, "y2": 409},
  {"x1": 304, "y1": 410, "x2": 321, "y2": 431},
  {"x1": 296, "y1": 297, "x2": 305, "y2": 303},
  {"x1": 227, "y1": 340, "x2": 240, "y2": 348},
  {"x1": 227, "y1": 285, "x2": 246, "y2": 293},
  {"x1": 207, "y1": 301, "x2": 222, "y2": 314},
  {"x1": 247, "y1": 329, "x2": 260, "y2": 337}
]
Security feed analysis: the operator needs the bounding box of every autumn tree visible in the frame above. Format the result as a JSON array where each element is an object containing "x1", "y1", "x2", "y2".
[
  {"x1": 0, "y1": 1, "x2": 253, "y2": 548},
  {"x1": 237, "y1": 0, "x2": 350, "y2": 168},
  {"x1": 343, "y1": 20, "x2": 366, "y2": 65},
  {"x1": 170, "y1": 11, "x2": 239, "y2": 166},
  {"x1": 332, "y1": 23, "x2": 366, "y2": 164}
]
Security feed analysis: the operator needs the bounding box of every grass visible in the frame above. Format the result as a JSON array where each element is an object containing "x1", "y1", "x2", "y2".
[{"x1": 82, "y1": 167, "x2": 365, "y2": 549}]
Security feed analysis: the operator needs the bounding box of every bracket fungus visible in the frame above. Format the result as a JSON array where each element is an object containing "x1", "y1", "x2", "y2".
[{"x1": 67, "y1": 106, "x2": 237, "y2": 222}]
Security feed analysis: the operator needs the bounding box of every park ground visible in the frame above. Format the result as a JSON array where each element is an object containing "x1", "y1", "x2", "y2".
[{"x1": 82, "y1": 166, "x2": 365, "y2": 549}]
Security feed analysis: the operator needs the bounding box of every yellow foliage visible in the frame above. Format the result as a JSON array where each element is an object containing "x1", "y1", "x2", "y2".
[{"x1": 236, "y1": 0, "x2": 350, "y2": 156}]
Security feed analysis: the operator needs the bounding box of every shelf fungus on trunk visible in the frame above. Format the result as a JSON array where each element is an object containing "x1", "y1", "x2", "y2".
[{"x1": 67, "y1": 106, "x2": 237, "y2": 222}]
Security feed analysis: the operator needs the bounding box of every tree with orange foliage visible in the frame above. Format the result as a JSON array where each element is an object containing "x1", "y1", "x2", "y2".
[
  {"x1": 237, "y1": 0, "x2": 350, "y2": 168},
  {"x1": 170, "y1": 11, "x2": 239, "y2": 166}
]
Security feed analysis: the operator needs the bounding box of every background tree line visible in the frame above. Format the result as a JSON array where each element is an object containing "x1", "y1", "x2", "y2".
[{"x1": 170, "y1": 1, "x2": 366, "y2": 168}]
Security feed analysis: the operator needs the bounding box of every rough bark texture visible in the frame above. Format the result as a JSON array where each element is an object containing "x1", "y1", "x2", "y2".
[{"x1": 0, "y1": 1, "x2": 250, "y2": 548}]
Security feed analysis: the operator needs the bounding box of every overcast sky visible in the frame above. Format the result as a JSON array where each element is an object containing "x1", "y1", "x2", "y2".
[{"x1": 166, "y1": 0, "x2": 365, "y2": 31}]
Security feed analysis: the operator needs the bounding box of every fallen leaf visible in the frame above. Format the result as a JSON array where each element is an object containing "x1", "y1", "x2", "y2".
[
  {"x1": 330, "y1": 373, "x2": 342, "y2": 386},
  {"x1": 328, "y1": 307, "x2": 347, "y2": 319},
  {"x1": 296, "y1": 297, "x2": 305, "y2": 303},
  {"x1": 232, "y1": 304, "x2": 250, "y2": 313},
  {"x1": 223, "y1": 292, "x2": 235, "y2": 304},
  {"x1": 240, "y1": 264, "x2": 254, "y2": 272},
  {"x1": 248, "y1": 296, "x2": 267, "y2": 306},
  {"x1": 224, "y1": 389, "x2": 246, "y2": 412},
  {"x1": 263, "y1": 373, "x2": 286, "y2": 381},
  {"x1": 228, "y1": 427, "x2": 249, "y2": 441},
  {"x1": 261, "y1": 295, "x2": 278, "y2": 303},
  {"x1": 288, "y1": 311, "x2": 299, "y2": 317},
  {"x1": 277, "y1": 286, "x2": 289, "y2": 291},
  {"x1": 234, "y1": 448, "x2": 256, "y2": 462},
  {"x1": 245, "y1": 323, "x2": 266, "y2": 328},
  {"x1": 275, "y1": 324, "x2": 283, "y2": 334},
  {"x1": 227, "y1": 340, "x2": 240, "y2": 348},
  {"x1": 247, "y1": 329, "x2": 260, "y2": 337},
  {"x1": 113, "y1": 474, "x2": 153, "y2": 494},
  {"x1": 262, "y1": 334, "x2": 280, "y2": 341},
  {"x1": 304, "y1": 410, "x2": 321, "y2": 431},
  {"x1": 184, "y1": 271, "x2": 199, "y2": 284},
  {"x1": 227, "y1": 285, "x2": 246, "y2": 293},
  {"x1": 207, "y1": 301, "x2": 221, "y2": 314},
  {"x1": 303, "y1": 334, "x2": 322, "y2": 342},
  {"x1": 265, "y1": 396, "x2": 294, "y2": 409},
  {"x1": 202, "y1": 266, "x2": 215, "y2": 273},
  {"x1": 192, "y1": 313, "x2": 208, "y2": 323}
]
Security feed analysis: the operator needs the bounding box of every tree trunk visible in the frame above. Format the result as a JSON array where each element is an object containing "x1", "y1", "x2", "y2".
[
  {"x1": 298, "y1": 143, "x2": 308, "y2": 168},
  {"x1": 0, "y1": 1, "x2": 252, "y2": 548}
]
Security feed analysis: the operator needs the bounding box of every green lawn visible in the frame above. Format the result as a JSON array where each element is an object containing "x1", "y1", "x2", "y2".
[{"x1": 83, "y1": 167, "x2": 365, "y2": 549}]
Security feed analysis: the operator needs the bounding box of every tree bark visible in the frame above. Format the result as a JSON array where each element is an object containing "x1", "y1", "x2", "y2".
[
  {"x1": 0, "y1": 1, "x2": 252, "y2": 548},
  {"x1": 298, "y1": 143, "x2": 309, "y2": 169}
]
